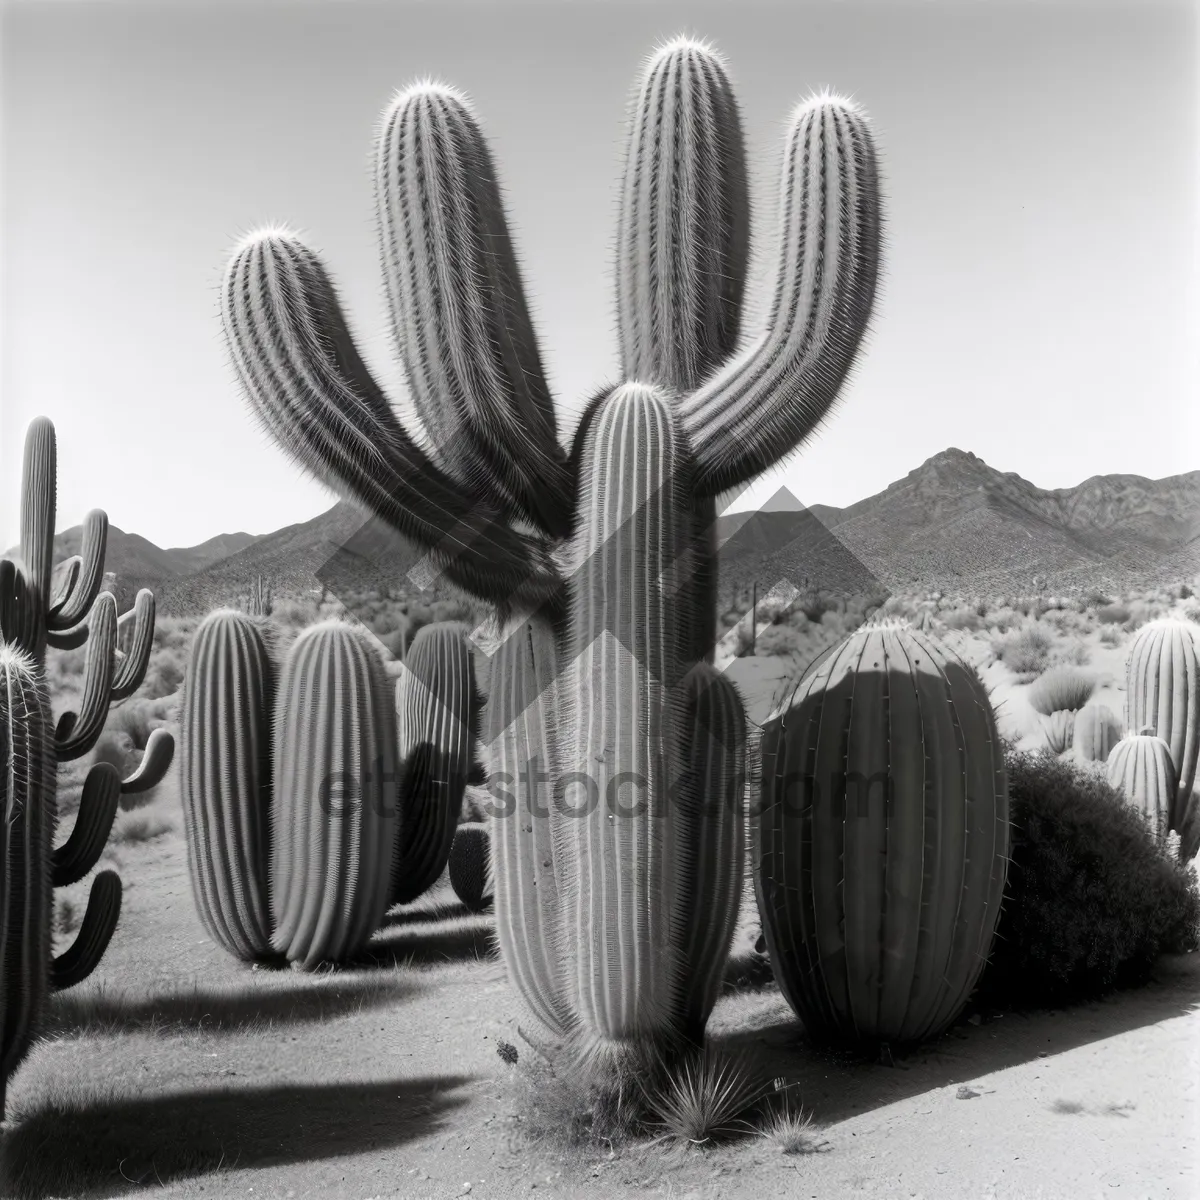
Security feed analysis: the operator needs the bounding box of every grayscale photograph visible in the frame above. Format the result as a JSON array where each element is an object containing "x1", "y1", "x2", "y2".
[{"x1": 0, "y1": 1, "x2": 1196, "y2": 1197}]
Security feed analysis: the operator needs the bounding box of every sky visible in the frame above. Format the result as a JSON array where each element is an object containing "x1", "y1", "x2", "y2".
[{"x1": 1, "y1": 0, "x2": 1197, "y2": 550}]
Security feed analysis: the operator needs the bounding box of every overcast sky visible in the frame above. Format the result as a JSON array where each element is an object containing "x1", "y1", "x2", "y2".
[{"x1": 2, "y1": 0, "x2": 1196, "y2": 549}]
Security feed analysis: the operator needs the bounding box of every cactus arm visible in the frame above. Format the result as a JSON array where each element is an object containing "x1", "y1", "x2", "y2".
[
  {"x1": 680, "y1": 95, "x2": 882, "y2": 497},
  {"x1": 51, "y1": 763, "x2": 120, "y2": 888},
  {"x1": 45, "y1": 621, "x2": 90, "y2": 653},
  {"x1": 222, "y1": 231, "x2": 560, "y2": 611},
  {"x1": 486, "y1": 612, "x2": 573, "y2": 1037},
  {"x1": 48, "y1": 556, "x2": 81, "y2": 616},
  {"x1": 676, "y1": 665, "x2": 747, "y2": 1043},
  {"x1": 50, "y1": 870, "x2": 121, "y2": 991},
  {"x1": 392, "y1": 622, "x2": 480, "y2": 905},
  {"x1": 616, "y1": 38, "x2": 750, "y2": 393},
  {"x1": 375, "y1": 84, "x2": 571, "y2": 538},
  {"x1": 48, "y1": 509, "x2": 108, "y2": 630},
  {"x1": 110, "y1": 589, "x2": 155, "y2": 701},
  {"x1": 54, "y1": 593, "x2": 117, "y2": 762},
  {"x1": 121, "y1": 727, "x2": 175, "y2": 795},
  {"x1": 18, "y1": 416, "x2": 56, "y2": 630}
]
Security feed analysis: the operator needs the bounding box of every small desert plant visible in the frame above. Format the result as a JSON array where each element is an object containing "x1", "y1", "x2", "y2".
[
  {"x1": 1098, "y1": 624, "x2": 1125, "y2": 647},
  {"x1": 973, "y1": 749, "x2": 1200, "y2": 1009},
  {"x1": 642, "y1": 1048, "x2": 768, "y2": 1148},
  {"x1": 111, "y1": 809, "x2": 174, "y2": 845},
  {"x1": 994, "y1": 625, "x2": 1055, "y2": 678},
  {"x1": 1096, "y1": 603, "x2": 1130, "y2": 626},
  {"x1": 1027, "y1": 666, "x2": 1096, "y2": 717},
  {"x1": 756, "y1": 1083, "x2": 825, "y2": 1155},
  {"x1": 941, "y1": 607, "x2": 983, "y2": 632}
]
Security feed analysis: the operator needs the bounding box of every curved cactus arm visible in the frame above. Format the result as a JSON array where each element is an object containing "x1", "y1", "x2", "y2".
[
  {"x1": 616, "y1": 37, "x2": 750, "y2": 393},
  {"x1": 45, "y1": 621, "x2": 90, "y2": 653},
  {"x1": 121, "y1": 727, "x2": 175, "y2": 795},
  {"x1": 50, "y1": 870, "x2": 122, "y2": 991},
  {"x1": 48, "y1": 509, "x2": 108, "y2": 630},
  {"x1": 680, "y1": 93, "x2": 883, "y2": 497},
  {"x1": 221, "y1": 230, "x2": 561, "y2": 610},
  {"x1": 18, "y1": 416, "x2": 56, "y2": 619},
  {"x1": 392, "y1": 621, "x2": 480, "y2": 905},
  {"x1": 375, "y1": 83, "x2": 571, "y2": 538},
  {"x1": 110, "y1": 589, "x2": 155, "y2": 701},
  {"x1": 55, "y1": 592, "x2": 117, "y2": 762},
  {"x1": 48, "y1": 556, "x2": 81, "y2": 616},
  {"x1": 52, "y1": 763, "x2": 120, "y2": 888}
]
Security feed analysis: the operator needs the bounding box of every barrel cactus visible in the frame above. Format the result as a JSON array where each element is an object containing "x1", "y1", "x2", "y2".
[
  {"x1": 1072, "y1": 704, "x2": 1123, "y2": 763},
  {"x1": 756, "y1": 624, "x2": 1009, "y2": 1047},
  {"x1": 1125, "y1": 619, "x2": 1199, "y2": 833},
  {"x1": 1106, "y1": 732, "x2": 1177, "y2": 845},
  {"x1": 448, "y1": 822, "x2": 492, "y2": 913},
  {"x1": 219, "y1": 36, "x2": 882, "y2": 1062}
]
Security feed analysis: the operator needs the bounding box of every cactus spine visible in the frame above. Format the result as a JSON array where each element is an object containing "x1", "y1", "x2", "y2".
[
  {"x1": 220, "y1": 36, "x2": 881, "y2": 1059},
  {"x1": 179, "y1": 610, "x2": 275, "y2": 961},
  {"x1": 756, "y1": 625, "x2": 1009, "y2": 1047},
  {"x1": 1072, "y1": 704, "x2": 1123, "y2": 763},
  {"x1": 1125, "y1": 619, "x2": 1199, "y2": 833},
  {"x1": 1106, "y1": 733, "x2": 1177, "y2": 844}
]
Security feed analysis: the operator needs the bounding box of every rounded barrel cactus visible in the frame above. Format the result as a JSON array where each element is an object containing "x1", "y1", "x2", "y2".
[
  {"x1": 1106, "y1": 733, "x2": 1177, "y2": 845},
  {"x1": 448, "y1": 822, "x2": 492, "y2": 913},
  {"x1": 756, "y1": 623, "x2": 1009, "y2": 1047}
]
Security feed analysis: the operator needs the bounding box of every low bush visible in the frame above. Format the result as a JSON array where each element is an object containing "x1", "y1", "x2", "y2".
[
  {"x1": 993, "y1": 625, "x2": 1055, "y2": 678},
  {"x1": 1026, "y1": 666, "x2": 1096, "y2": 716},
  {"x1": 973, "y1": 749, "x2": 1200, "y2": 1009}
]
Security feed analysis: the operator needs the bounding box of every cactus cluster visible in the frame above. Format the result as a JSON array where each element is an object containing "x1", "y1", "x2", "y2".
[
  {"x1": 0, "y1": 418, "x2": 175, "y2": 1112},
  {"x1": 180, "y1": 612, "x2": 479, "y2": 966},
  {"x1": 217, "y1": 36, "x2": 881, "y2": 1062}
]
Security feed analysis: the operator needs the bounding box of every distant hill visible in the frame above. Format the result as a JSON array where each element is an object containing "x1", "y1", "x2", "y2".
[{"x1": 24, "y1": 448, "x2": 1198, "y2": 616}]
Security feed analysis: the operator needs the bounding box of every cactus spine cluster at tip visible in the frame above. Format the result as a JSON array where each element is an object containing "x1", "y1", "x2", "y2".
[
  {"x1": 220, "y1": 35, "x2": 882, "y2": 1057},
  {"x1": 393, "y1": 622, "x2": 480, "y2": 905},
  {"x1": 1106, "y1": 734, "x2": 1177, "y2": 844},
  {"x1": 756, "y1": 625, "x2": 1009, "y2": 1047},
  {"x1": 1124, "y1": 619, "x2": 1199, "y2": 833},
  {"x1": 179, "y1": 610, "x2": 274, "y2": 961},
  {"x1": 271, "y1": 620, "x2": 399, "y2": 968},
  {"x1": 448, "y1": 822, "x2": 493, "y2": 913},
  {"x1": 1072, "y1": 704, "x2": 1123, "y2": 763},
  {"x1": 1, "y1": 418, "x2": 177, "y2": 1111}
]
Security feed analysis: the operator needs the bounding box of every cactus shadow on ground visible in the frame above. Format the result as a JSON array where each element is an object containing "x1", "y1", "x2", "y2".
[
  {"x1": 353, "y1": 914, "x2": 496, "y2": 968},
  {"x1": 707, "y1": 952, "x2": 1200, "y2": 1128},
  {"x1": 0, "y1": 1073, "x2": 473, "y2": 1200}
]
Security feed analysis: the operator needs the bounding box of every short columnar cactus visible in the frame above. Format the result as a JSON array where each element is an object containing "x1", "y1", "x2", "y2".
[
  {"x1": 179, "y1": 610, "x2": 275, "y2": 961},
  {"x1": 1072, "y1": 703, "x2": 1123, "y2": 763},
  {"x1": 219, "y1": 36, "x2": 882, "y2": 1059},
  {"x1": 1042, "y1": 710, "x2": 1076, "y2": 755},
  {"x1": 448, "y1": 822, "x2": 492, "y2": 913},
  {"x1": 1124, "y1": 619, "x2": 1199, "y2": 833},
  {"x1": 1106, "y1": 732, "x2": 1177, "y2": 844},
  {"x1": 271, "y1": 620, "x2": 399, "y2": 969},
  {"x1": 393, "y1": 622, "x2": 481, "y2": 905},
  {"x1": 756, "y1": 624, "x2": 1009, "y2": 1047}
]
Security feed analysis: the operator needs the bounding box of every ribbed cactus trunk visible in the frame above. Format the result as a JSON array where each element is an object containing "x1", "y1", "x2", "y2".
[
  {"x1": 219, "y1": 34, "x2": 882, "y2": 1064},
  {"x1": 1125, "y1": 620, "x2": 1199, "y2": 833},
  {"x1": 756, "y1": 625, "x2": 1009, "y2": 1047},
  {"x1": 448, "y1": 822, "x2": 493, "y2": 913},
  {"x1": 271, "y1": 621, "x2": 399, "y2": 969},
  {"x1": 179, "y1": 610, "x2": 275, "y2": 960},
  {"x1": 1073, "y1": 704, "x2": 1122, "y2": 763},
  {"x1": 1106, "y1": 734, "x2": 1177, "y2": 844}
]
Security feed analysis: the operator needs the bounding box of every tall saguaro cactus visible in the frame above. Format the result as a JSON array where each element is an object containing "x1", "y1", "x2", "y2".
[{"x1": 220, "y1": 36, "x2": 882, "y2": 1062}]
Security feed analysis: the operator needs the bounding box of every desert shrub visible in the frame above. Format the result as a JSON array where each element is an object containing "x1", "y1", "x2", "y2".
[
  {"x1": 994, "y1": 625, "x2": 1055, "y2": 678},
  {"x1": 1179, "y1": 582, "x2": 1194, "y2": 600},
  {"x1": 138, "y1": 652, "x2": 184, "y2": 699},
  {"x1": 272, "y1": 596, "x2": 319, "y2": 627},
  {"x1": 973, "y1": 750, "x2": 1200, "y2": 1009},
  {"x1": 941, "y1": 608, "x2": 983, "y2": 632},
  {"x1": 111, "y1": 808, "x2": 174, "y2": 845},
  {"x1": 644, "y1": 1049, "x2": 768, "y2": 1147},
  {"x1": 1184, "y1": 602, "x2": 1200, "y2": 626},
  {"x1": 1026, "y1": 666, "x2": 1096, "y2": 716},
  {"x1": 1095, "y1": 603, "x2": 1130, "y2": 625},
  {"x1": 1083, "y1": 588, "x2": 1113, "y2": 610},
  {"x1": 1098, "y1": 624, "x2": 1125, "y2": 647},
  {"x1": 1049, "y1": 638, "x2": 1091, "y2": 667},
  {"x1": 755, "y1": 624, "x2": 808, "y2": 657}
]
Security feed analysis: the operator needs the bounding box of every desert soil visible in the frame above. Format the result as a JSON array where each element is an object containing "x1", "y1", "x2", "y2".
[{"x1": 4, "y1": 649, "x2": 1197, "y2": 1200}]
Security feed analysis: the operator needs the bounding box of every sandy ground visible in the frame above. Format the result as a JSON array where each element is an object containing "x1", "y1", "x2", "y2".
[{"x1": 5, "y1": 624, "x2": 1196, "y2": 1199}]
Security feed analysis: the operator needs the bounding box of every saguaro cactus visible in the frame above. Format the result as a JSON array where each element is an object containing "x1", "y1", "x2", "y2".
[
  {"x1": 756, "y1": 624, "x2": 1009, "y2": 1047},
  {"x1": 1072, "y1": 704, "x2": 1123, "y2": 763},
  {"x1": 220, "y1": 36, "x2": 881, "y2": 1060},
  {"x1": 1125, "y1": 619, "x2": 1199, "y2": 833},
  {"x1": 1106, "y1": 732, "x2": 1177, "y2": 844}
]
